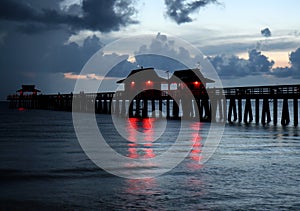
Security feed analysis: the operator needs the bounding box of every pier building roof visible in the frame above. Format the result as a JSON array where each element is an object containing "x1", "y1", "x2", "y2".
[{"x1": 17, "y1": 85, "x2": 41, "y2": 93}]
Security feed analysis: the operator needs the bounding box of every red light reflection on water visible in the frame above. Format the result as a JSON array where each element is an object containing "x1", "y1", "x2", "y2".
[
  {"x1": 128, "y1": 117, "x2": 154, "y2": 131},
  {"x1": 127, "y1": 146, "x2": 138, "y2": 159},
  {"x1": 124, "y1": 177, "x2": 158, "y2": 196},
  {"x1": 190, "y1": 132, "x2": 202, "y2": 161},
  {"x1": 18, "y1": 107, "x2": 25, "y2": 111},
  {"x1": 188, "y1": 122, "x2": 203, "y2": 170},
  {"x1": 127, "y1": 118, "x2": 156, "y2": 159},
  {"x1": 143, "y1": 146, "x2": 155, "y2": 158},
  {"x1": 126, "y1": 118, "x2": 204, "y2": 169}
]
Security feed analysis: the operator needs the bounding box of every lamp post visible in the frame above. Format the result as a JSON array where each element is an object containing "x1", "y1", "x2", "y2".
[{"x1": 166, "y1": 70, "x2": 170, "y2": 92}]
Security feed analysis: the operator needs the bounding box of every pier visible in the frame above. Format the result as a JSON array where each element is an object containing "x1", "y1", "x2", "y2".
[
  {"x1": 223, "y1": 84, "x2": 299, "y2": 126},
  {"x1": 7, "y1": 84, "x2": 300, "y2": 127},
  {"x1": 6, "y1": 69, "x2": 300, "y2": 127}
]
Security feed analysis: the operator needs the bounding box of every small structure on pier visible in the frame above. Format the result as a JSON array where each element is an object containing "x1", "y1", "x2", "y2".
[
  {"x1": 7, "y1": 85, "x2": 41, "y2": 109},
  {"x1": 17, "y1": 85, "x2": 41, "y2": 96}
]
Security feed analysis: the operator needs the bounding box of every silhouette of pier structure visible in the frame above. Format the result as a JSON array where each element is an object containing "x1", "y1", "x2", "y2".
[{"x1": 7, "y1": 68, "x2": 300, "y2": 126}]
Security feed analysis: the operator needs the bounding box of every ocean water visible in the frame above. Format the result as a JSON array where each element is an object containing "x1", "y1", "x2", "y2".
[{"x1": 0, "y1": 102, "x2": 299, "y2": 210}]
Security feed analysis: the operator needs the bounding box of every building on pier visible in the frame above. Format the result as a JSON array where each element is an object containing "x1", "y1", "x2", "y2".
[
  {"x1": 115, "y1": 67, "x2": 215, "y2": 119},
  {"x1": 17, "y1": 85, "x2": 41, "y2": 96},
  {"x1": 116, "y1": 67, "x2": 214, "y2": 98},
  {"x1": 169, "y1": 69, "x2": 214, "y2": 97},
  {"x1": 7, "y1": 85, "x2": 41, "y2": 109},
  {"x1": 116, "y1": 67, "x2": 167, "y2": 94}
]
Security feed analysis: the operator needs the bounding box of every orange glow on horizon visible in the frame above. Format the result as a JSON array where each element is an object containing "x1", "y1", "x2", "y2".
[
  {"x1": 263, "y1": 51, "x2": 291, "y2": 68},
  {"x1": 237, "y1": 51, "x2": 291, "y2": 68}
]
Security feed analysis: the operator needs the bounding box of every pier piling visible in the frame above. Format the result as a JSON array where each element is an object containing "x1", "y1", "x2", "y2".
[
  {"x1": 294, "y1": 98, "x2": 298, "y2": 127},
  {"x1": 281, "y1": 98, "x2": 290, "y2": 126}
]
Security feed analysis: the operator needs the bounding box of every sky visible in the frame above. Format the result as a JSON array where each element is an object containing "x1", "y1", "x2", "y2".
[{"x1": 0, "y1": 0, "x2": 300, "y2": 100}]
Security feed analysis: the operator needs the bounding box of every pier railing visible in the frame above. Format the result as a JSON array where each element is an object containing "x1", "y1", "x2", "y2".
[{"x1": 222, "y1": 84, "x2": 300, "y2": 98}]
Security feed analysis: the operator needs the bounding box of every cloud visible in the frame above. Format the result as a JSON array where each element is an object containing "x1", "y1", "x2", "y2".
[
  {"x1": 209, "y1": 46, "x2": 300, "y2": 80},
  {"x1": 134, "y1": 33, "x2": 198, "y2": 70},
  {"x1": 0, "y1": 32, "x2": 6, "y2": 44},
  {"x1": 37, "y1": 34, "x2": 103, "y2": 73},
  {"x1": 261, "y1": 28, "x2": 271, "y2": 37},
  {"x1": 127, "y1": 55, "x2": 137, "y2": 63},
  {"x1": 0, "y1": 0, "x2": 128, "y2": 99},
  {"x1": 209, "y1": 49, "x2": 274, "y2": 78},
  {"x1": 64, "y1": 72, "x2": 119, "y2": 80},
  {"x1": 164, "y1": 0, "x2": 219, "y2": 24},
  {"x1": 209, "y1": 54, "x2": 249, "y2": 78},
  {"x1": 0, "y1": 30, "x2": 103, "y2": 75},
  {"x1": 197, "y1": 28, "x2": 300, "y2": 59},
  {"x1": 103, "y1": 33, "x2": 207, "y2": 80},
  {"x1": 289, "y1": 47, "x2": 300, "y2": 69},
  {"x1": 248, "y1": 49, "x2": 274, "y2": 73},
  {"x1": 0, "y1": 0, "x2": 138, "y2": 33},
  {"x1": 64, "y1": 72, "x2": 87, "y2": 80},
  {"x1": 270, "y1": 67, "x2": 292, "y2": 78}
]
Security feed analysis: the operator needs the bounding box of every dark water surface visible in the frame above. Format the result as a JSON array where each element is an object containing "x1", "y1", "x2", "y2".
[{"x1": 0, "y1": 102, "x2": 299, "y2": 210}]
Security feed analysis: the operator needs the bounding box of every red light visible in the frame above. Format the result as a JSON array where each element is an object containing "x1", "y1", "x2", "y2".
[
  {"x1": 144, "y1": 148, "x2": 155, "y2": 158},
  {"x1": 128, "y1": 147, "x2": 138, "y2": 159},
  {"x1": 131, "y1": 81, "x2": 135, "y2": 85},
  {"x1": 147, "y1": 80, "x2": 151, "y2": 84},
  {"x1": 194, "y1": 81, "x2": 199, "y2": 85}
]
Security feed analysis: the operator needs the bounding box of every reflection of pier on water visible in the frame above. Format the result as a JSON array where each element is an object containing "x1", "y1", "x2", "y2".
[{"x1": 121, "y1": 118, "x2": 203, "y2": 166}]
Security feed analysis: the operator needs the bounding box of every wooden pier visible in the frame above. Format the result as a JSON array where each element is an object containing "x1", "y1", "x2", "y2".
[
  {"x1": 7, "y1": 84, "x2": 300, "y2": 127},
  {"x1": 222, "y1": 84, "x2": 299, "y2": 126}
]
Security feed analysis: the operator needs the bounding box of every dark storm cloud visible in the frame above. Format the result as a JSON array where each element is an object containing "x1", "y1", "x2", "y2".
[
  {"x1": 0, "y1": 0, "x2": 138, "y2": 33},
  {"x1": 0, "y1": 28, "x2": 103, "y2": 99},
  {"x1": 79, "y1": 0, "x2": 138, "y2": 32},
  {"x1": 164, "y1": 0, "x2": 219, "y2": 24},
  {"x1": 0, "y1": 0, "x2": 140, "y2": 99},
  {"x1": 0, "y1": 30, "x2": 102, "y2": 74},
  {"x1": 261, "y1": 28, "x2": 271, "y2": 37},
  {"x1": 0, "y1": 0, "x2": 78, "y2": 26}
]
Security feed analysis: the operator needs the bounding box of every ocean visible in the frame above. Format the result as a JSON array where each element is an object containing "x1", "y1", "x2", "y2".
[{"x1": 0, "y1": 101, "x2": 299, "y2": 210}]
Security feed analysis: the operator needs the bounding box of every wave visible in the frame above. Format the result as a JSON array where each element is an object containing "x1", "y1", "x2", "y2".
[{"x1": 0, "y1": 168, "x2": 113, "y2": 180}]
